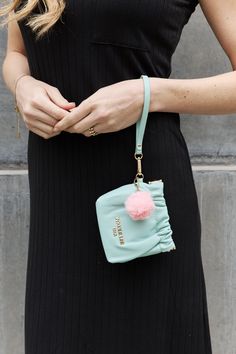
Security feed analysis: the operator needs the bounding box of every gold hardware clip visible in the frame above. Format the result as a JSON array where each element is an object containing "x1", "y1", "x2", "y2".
[{"x1": 134, "y1": 152, "x2": 144, "y2": 181}]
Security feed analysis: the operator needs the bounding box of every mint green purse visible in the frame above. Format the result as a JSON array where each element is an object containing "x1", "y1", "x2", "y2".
[{"x1": 95, "y1": 75, "x2": 176, "y2": 263}]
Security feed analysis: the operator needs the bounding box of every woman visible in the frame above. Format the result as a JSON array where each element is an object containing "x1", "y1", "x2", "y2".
[{"x1": 1, "y1": 0, "x2": 236, "y2": 353}]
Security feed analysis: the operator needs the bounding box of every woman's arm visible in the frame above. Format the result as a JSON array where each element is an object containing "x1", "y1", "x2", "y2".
[
  {"x1": 2, "y1": 11, "x2": 31, "y2": 95},
  {"x1": 2, "y1": 13, "x2": 76, "y2": 139},
  {"x1": 149, "y1": 0, "x2": 236, "y2": 115}
]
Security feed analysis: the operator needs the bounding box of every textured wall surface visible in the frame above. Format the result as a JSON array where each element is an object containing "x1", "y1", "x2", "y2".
[{"x1": 0, "y1": 4, "x2": 236, "y2": 354}]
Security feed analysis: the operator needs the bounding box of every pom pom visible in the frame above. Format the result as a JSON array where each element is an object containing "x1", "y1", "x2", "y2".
[{"x1": 124, "y1": 190, "x2": 155, "y2": 220}]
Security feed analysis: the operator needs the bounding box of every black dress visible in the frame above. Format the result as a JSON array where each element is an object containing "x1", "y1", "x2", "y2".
[{"x1": 16, "y1": 0, "x2": 212, "y2": 353}]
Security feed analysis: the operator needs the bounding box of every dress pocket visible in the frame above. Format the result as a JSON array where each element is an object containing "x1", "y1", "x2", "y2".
[
  {"x1": 88, "y1": 38, "x2": 159, "y2": 84},
  {"x1": 89, "y1": 39, "x2": 150, "y2": 53},
  {"x1": 89, "y1": 38, "x2": 159, "y2": 80},
  {"x1": 89, "y1": 0, "x2": 154, "y2": 53}
]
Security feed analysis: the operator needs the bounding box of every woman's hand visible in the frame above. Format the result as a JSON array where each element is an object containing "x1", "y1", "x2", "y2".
[
  {"x1": 52, "y1": 79, "x2": 144, "y2": 137},
  {"x1": 15, "y1": 75, "x2": 76, "y2": 139}
]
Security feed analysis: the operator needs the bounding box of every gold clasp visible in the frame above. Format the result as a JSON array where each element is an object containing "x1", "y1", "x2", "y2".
[
  {"x1": 133, "y1": 152, "x2": 144, "y2": 190},
  {"x1": 134, "y1": 152, "x2": 144, "y2": 178}
]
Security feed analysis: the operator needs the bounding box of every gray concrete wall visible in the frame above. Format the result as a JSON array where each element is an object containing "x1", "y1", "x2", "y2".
[
  {"x1": 0, "y1": 5, "x2": 236, "y2": 354},
  {"x1": 171, "y1": 7, "x2": 236, "y2": 164}
]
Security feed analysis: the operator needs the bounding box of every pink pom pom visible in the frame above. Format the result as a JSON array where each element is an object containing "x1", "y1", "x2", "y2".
[{"x1": 124, "y1": 190, "x2": 155, "y2": 220}]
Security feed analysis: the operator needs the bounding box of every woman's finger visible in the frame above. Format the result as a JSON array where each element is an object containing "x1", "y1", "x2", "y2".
[
  {"x1": 29, "y1": 126, "x2": 60, "y2": 139},
  {"x1": 53, "y1": 99, "x2": 92, "y2": 131},
  {"x1": 46, "y1": 85, "x2": 76, "y2": 110},
  {"x1": 65, "y1": 120, "x2": 104, "y2": 137},
  {"x1": 24, "y1": 108, "x2": 59, "y2": 127},
  {"x1": 27, "y1": 118, "x2": 58, "y2": 135},
  {"x1": 81, "y1": 124, "x2": 103, "y2": 137},
  {"x1": 31, "y1": 88, "x2": 74, "y2": 121},
  {"x1": 66, "y1": 111, "x2": 102, "y2": 134}
]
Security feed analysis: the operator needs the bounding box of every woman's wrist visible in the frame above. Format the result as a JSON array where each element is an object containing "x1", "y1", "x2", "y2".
[
  {"x1": 14, "y1": 73, "x2": 31, "y2": 98},
  {"x1": 14, "y1": 73, "x2": 32, "y2": 139},
  {"x1": 149, "y1": 76, "x2": 195, "y2": 114},
  {"x1": 149, "y1": 77, "x2": 170, "y2": 113}
]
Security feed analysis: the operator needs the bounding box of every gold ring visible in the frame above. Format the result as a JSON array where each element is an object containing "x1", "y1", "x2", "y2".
[{"x1": 88, "y1": 126, "x2": 98, "y2": 136}]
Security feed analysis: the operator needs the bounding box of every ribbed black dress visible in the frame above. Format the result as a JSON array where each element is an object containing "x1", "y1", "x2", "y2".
[{"x1": 16, "y1": 0, "x2": 212, "y2": 353}]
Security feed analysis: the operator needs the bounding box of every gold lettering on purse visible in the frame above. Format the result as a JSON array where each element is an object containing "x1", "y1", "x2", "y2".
[{"x1": 112, "y1": 216, "x2": 125, "y2": 245}]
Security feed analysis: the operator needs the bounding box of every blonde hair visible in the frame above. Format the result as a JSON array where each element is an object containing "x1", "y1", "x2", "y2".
[{"x1": 0, "y1": 0, "x2": 66, "y2": 40}]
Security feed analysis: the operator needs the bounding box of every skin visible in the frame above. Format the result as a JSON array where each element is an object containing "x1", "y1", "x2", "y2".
[{"x1": 2, "y1": 0, "x2": 236, "y2": 140}]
